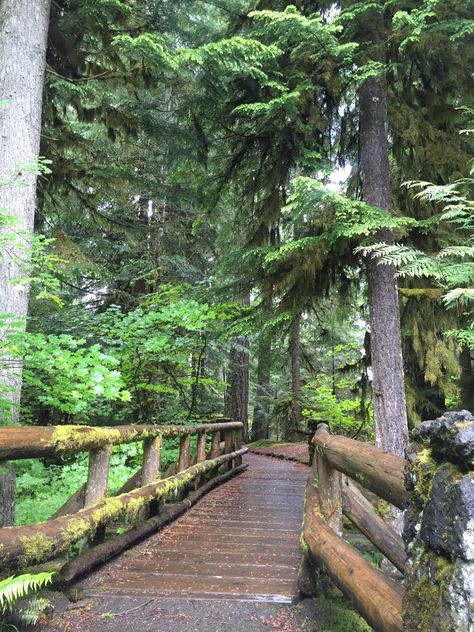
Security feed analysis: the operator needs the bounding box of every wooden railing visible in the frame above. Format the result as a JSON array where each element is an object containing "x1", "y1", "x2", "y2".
[
  {"x1": 300, "y1": 424, "x2": 407, "y2": 632},
  {"x1": 0, "y1": 421, "x2": 246, "y2": 580}
]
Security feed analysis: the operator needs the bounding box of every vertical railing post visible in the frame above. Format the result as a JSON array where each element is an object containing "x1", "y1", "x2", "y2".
[
  {"x1": 178, "y1": 433, "x2": 191, "y2": 472},
  {"x1": 84, "y1": 446, "x2": 111, "y2": 545},
  {"x1": 234, "y1": 426, "x2": 243, "y2": 467},
  {"x1": 209, "y1": 430, "x2": 221, "y2": 480},
  {"x1": 142, "y1": 435, "x2": 162, "y2": 517},
  {"x1": 297, "y1": 424, "x2": 321, "y2": 596},
  {"x1": 195, "y1": 431, "x2": 207, "y2": 490},
  {"x1": 209, "y1": 431, "x2": 221, "y2": 459},
  {"x1": 142, "y1": 435, "x2": 162, "y2": 485},
  {"x1": 197, "y1": 432, "x2": 207, "y2": 463},
  {"x1": 224, "y1": 428, "x2": 234, "y2": 471},
  {"x1": 315, "y1": 423, "x2": 342, "y2": 535},
  {"x1": 84, "y1": 447, "x2": 111, "y2": 506}
]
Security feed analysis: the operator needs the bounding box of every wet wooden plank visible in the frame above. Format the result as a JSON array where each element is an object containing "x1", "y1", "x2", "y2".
[{"x1": 78, "y1": 454, "x2": 308, "y2": 602}]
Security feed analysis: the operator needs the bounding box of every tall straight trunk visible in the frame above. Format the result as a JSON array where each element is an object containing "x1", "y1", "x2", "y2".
[
  {"x1": 287, "y1": 313, "x2": 302, "y2": 441},
  {"x1": 224, "y1": 296, "x2": 250, "y2": 440},
  {"x1": 359, "y1": 13, "x2": 408, "y2": 459},
  {"x1": 251, "y1": 333, "x2": 271, "y2": 441},
  {"x1": 460, "y1": 346, "x2": 474, "y2": 414},
  {"x1": 0, "y1": 0, "x2": 51, "y2": 423}
]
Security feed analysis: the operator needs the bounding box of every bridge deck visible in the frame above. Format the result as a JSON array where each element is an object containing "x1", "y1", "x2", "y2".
[{"x1": 77, "y1": 453, "x2": 308, "y2": 603}]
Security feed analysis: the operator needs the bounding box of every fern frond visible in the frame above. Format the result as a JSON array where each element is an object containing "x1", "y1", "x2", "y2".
[
  {"x1": 0, "y1": 572, "x2": 55, "y2": 612},
  {"x1": 436, "y1": 246, "x2": 474, "y2": 258},
  {"x1": 17, "y1": 597, "x2": 52, "y2": 626},
  {"x1": 443, "y1": 287, "x2": 474, "y2": 307}
]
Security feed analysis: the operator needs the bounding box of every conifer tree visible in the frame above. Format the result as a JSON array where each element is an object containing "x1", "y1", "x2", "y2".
[{"x1": 0, "y1": 0, "x2": 51, "y2": 423}]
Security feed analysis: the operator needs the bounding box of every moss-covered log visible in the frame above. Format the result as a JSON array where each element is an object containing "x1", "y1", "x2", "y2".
[
  {"x1": 313, "y1": 432, "x2": 408, "y2": 508},
  {"x1": 303, "y1": 482, "x2": 403, "y2": 632},
  {"x1": 0, "y1": 422, "x2": 243, "y2": 461},
  {"x1": 0, "y1": 447, "x2": 247, "y2": 570}
]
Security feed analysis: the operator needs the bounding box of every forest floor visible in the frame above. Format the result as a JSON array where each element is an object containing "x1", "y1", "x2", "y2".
[{"x1": 36, "y1": 592, "x2": 371, "y2": 631}]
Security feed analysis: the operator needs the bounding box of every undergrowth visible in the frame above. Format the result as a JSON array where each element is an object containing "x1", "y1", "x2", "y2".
[{"x1": 14, "y1": 438, "x2": 186, "y2": 525}]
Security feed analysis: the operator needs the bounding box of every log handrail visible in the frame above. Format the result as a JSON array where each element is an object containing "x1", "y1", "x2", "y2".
[
  {"x1": 0, "y1": 421, "x2": 247, "y2": 574},
  {"x1": 300, "y1": 423, "x2": 406, "y2": 632},
  {"x1": 0, "y1": 422, "x2": 242, "y2": 461},
  {"x1": 312, "y1": 428, "x2": 408, "y2": 508}
]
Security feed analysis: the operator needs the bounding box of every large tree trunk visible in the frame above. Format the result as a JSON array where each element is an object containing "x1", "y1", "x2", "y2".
[
  {"x1": 287, "y1": 313, "x2": 302, "y2": 440},
  {"x1": 224, "y1": 297, "x2": 250, "y2": 440},
  {"x1": 359, "y1": 15, "x2": 408, "y2": 459},
  {"x1": 0, "y1": 0, "x2": 51, "y2": 423},
  {"x1": 460, "y1": 346, "x2": 474, "y2": 414},
  {"x1": 251, "y1": 333, "x2": 271, "y2": 441}
]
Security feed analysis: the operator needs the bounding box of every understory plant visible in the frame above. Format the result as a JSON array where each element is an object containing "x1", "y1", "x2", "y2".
[{"x1": 0, "y1": 572, "x2": 55, "y2": 629}]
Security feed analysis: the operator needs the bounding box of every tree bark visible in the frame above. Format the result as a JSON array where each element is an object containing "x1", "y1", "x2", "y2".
[
  {"x1": 0, "y1": 463, "x2": 15, "y2": 527},
  {"x1": 460, "y1": 346, "x2": 474, "y2": 413},
  {"x1": 224, "y1": 296, "x2": 250, "y2": 440},
  {"x1": 359, "y1": 13, "x2": 408, "y2": 458},
  {"x1": 0, "y1": 0, "x2": 51, "y2": 423},
  {"x1": 251, "y1": 333, "x2": 271, "y2": 441},
  {"x1": 287, "y1": 313, "x2": 302, "y2": 440}
]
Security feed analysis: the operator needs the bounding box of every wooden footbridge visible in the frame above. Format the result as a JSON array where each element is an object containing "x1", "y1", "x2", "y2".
[{"x1": 0, "y1": 421, "x2": 409, "y2": 631}]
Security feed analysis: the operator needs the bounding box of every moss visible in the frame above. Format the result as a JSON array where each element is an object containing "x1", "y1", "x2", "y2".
[
  {"x1": 300, "y1": 533, "x2": 309, "y2": 554},
  {"x1": 410, "y1": 448, "x2": 438, "y2": 502},
  {"x1": 20, "y1": 534, "x2": 55, "y2": 566},
  {"x1": 404, "y1": 573, "x2": 440, "y2": 631},
  {"x1": 125, "y1": 497, "x2": 147, "y2": 522},
  {"x1": 403, "y1": 551, "x2": 454, "y2": 631},
  {"x1": 52, "y1": 425, "x2": 122, "y2": 454},
  {"x1": 62, "y1": 518, "x2": 91, "y2": 546},
  {"x1": 90, "y1": 498, "x2": 124, "y2": 529},
  {"x1": 312, "y1": 596, "x2": 372, "y2": 632},
  {"x1": 376, "y1": 499, "x2": 389, "y2": 518},
  {"x1": 417, "y1": 448, "x2": 435, "y2": 466}
]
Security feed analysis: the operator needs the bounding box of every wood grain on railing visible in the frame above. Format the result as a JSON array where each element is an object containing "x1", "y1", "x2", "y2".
[
  {"x1": 0, "y1": 422, "x2": 242, "y2": 460},
  {"x1": 313, "y1": 430, "x2": 408, "y2": 508},
  {"x1": 303, "y1": 484, "x2": 403, "y2": 632},
  {"x1": 301, "y1": 423, "x2": 406, "y2": 632},
  {"x1": 341, "y1": 476, "x2": 406, "y2": 573}
]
